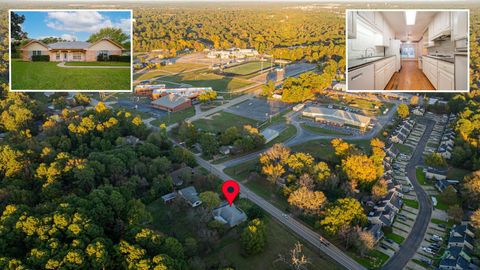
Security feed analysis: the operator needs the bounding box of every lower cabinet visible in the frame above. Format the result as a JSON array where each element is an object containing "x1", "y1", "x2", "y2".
[
  {"x1": 438, "y1": 67, "x2": 454, "y2": 90},
  {"x1": 375, "y1": 67, "x2": 386, "y2": 90},
  {"x1": 348, "y1": 64, "x2": 375, "y2": 90}
]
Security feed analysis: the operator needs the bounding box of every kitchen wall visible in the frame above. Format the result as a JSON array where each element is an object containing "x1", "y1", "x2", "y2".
[
  {"x1": 427, "y1": 39, "x2": 455, "y2": 55},
  {"x1": 348, "y1": 18, "x2": 384, "y2": 59}
]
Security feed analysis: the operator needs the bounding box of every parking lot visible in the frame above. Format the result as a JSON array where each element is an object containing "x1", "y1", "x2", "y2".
[
  {"x1": 115, "y1": 98, "x2": 167, "y2": 118},
  {"x1": 225, "y1": 97, "x2": 291, "y2": 121}
]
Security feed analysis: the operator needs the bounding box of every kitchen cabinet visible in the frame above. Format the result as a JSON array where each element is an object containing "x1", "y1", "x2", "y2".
[
  {"x1": 357, "y1": 11, "x2": 375, "y2": 27},
  {"x1": 429, "y1": 11, "x2": 451, "y2": 40},
  {"x1": 374, "y1": 56, "x2": 395, "y2": 90},
  {"x1": 348, "y1": 64, "x2": 374, "y2": 90},
  {"x1": 347, "y1": 11, "x2": 357, "y2": 39},
  {"x1": 374, "y1": 12, "x2": 384, "y2": 32},
  {"x1": 452, "y1": 11, "x2": 468, "y2": 40},
  {"x1": 423, "y1": 57, "x2": 439, "y2": 89},
  {"x1": 437, "y1": 61, "x2": 454, "y2": 90}
]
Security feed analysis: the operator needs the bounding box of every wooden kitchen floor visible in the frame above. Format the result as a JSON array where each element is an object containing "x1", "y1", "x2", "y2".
[{"x1": 385, "y1": 60, "x2": 435, "y2": 90}]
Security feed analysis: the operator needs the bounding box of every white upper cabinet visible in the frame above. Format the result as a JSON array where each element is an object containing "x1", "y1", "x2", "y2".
[
  {"x1": 429, "y1": 11, "x2": 451, "y2": 40},
  {"x1": 374, "y1": 12, "x2": 384, "y2": 32},
  {"x1": 348, "y1": 11, "x2": 357, "y2": 39},
  {"x1": 357, "y1": 11, "x2": 375, "y2": 27},
  {"x1": 452, "y1": 11, "x2": 468, "y2": 40}
]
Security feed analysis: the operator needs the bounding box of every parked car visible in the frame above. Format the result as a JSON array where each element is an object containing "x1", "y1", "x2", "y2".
[
  {"x1": 421, "y1": 258, "x2": 433, "y2": 265},
  {"x1": 385, "y1": 238, "x2": 394, "y2": 244}
]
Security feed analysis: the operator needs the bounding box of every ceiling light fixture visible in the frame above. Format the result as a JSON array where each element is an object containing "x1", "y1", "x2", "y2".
[{"x1": 405, "y1": 11, "x2": 417, "y2": 25}]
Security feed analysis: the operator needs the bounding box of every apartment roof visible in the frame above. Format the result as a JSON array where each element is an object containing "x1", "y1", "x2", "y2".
[
  {"x1": 302, "y1": 106, "x2": 371, "y2": 127},
  {"x1": 151, "y1": 94, "x2": 190, "y2": 109}
]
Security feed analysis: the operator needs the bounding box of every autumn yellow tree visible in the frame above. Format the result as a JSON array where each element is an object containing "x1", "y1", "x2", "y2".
[
  {"x1": 342, "y1": 155, "x2": 378, "y2": 187},
  {"x1": 288, "y1": 187, "x2": 326, "y2": 215},
  {"x1": 462, "y1": 171, "x2": 480, "y2": 208},
  {"x1": 371, "y1": 178, "x2": 388, "y2": 201}
]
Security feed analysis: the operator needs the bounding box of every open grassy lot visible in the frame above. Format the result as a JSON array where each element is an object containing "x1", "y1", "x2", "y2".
[
  {"x1": 64, "y1": 61, "x2": 130, "y2": 66},
  {"x1": 204, "y1": 215, "x2": 343, "y2": 270},
  {"x1": 133, "y1": 63, "x2": 207, "y2": 80},
  {"x1": 11, "y1": 60, "x2": 131, "y2": 90},
  {"x1": 352, "y1": 250, "x2": 389, "y2": 269},
  {"x1": 291, "y1": 139, "x2": 371, "y2": 162},
  {"x1": 223, "y1": 61, "x2": 272, "y2": 75},
  {"x1": 153, "y1": 71, "x2": 254, "y2": 93},
  {"x1": 147, "y1": 196, "x2": 340, "y2": 270},
  {"x1": 193, "y1": 111, "x2": 260, "y2": 133},
  {"x1": 150, "y1": 107, "x2": 195, "y2": 127},
  {"x1": 447, "y1": 167, "x2": 470, "y2": 181},
  {"x1": 300, "y1": 123, "x2": 351, "y2": 136}
]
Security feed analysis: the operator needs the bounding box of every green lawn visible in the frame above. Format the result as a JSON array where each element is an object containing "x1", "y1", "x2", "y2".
[
  {"x1": 290, "y1": 138, "x2": 371, "y2": 162},
  {"x1": 204, "y1": 215, "x2": 343, "y2": 270},
  {"x1": 403, "y1": 199, "x2": 419, "y2": 209},
  {"x1": 64, "y1": 61, "x2": 130, "y2": 66},
  {"x1": 394, "y1": 143, "x2": 413, "y2": 155},
  {"x1": 353, "y1": 250, "x2": 389, "y2": 269},
  {"x1": 150, "y1": 107, "x2": 195, "y2": 127},
  {"x1": 384, "y1": 232, "x2": 405, "y2": 244},
  {"x1": 134, "y1": 63, "x2": 208, "y2": 80},
  {"x1": 435, "y1": 200, "x2": 449, "y2": 211},
  {"x1": 447, "y1": 167, "x2": 470, "y2": 181},
  {"x1": 193, "y1": 111, "x2": 259, "y2": 133},
  {"x1": 266, "y1": 124, "x2": 297, "y2": 147},
  {"x1": 11, "y1": 60, "x2": 131, "y2": 90},
  {"x1": 416, "y1": 167, "x2": 430, "y2": 186},
  {"x1": 300, "y1": 123, "x2": 351, "y2": 136},
  {"x1": 224, "y1": 158, "x2": 259, "y2": 181},
  {"x1": 137, "y1": 68, "x2": 253, "y2": 94},
  {"x1": 223, "y1": 61, "x2": 273, "y2": 75}
]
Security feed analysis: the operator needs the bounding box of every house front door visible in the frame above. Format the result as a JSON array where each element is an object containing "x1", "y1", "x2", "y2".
[{"x1": 64, "y1": 53, "x2": 68, "y2": 61}]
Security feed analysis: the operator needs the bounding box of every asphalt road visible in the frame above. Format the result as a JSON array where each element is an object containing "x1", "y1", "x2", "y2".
[{"x1": 381, "y1": 118, "x2": 435, "y2": 270}]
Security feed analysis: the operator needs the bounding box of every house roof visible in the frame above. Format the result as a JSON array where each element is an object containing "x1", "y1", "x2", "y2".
[
  {"x1": 151, "y1": 94, "x2": 190, "y2": 109},
  {"x1": 212, "y1": 202, "x2": 247, "y2": 227},
  {"x1": 21, "y1": 38, "x2": 124, "y2": 51},
  {"x1": 179, "y1": 186, "x2": 201, "y2": 206},
  {"x1": 302, "y1": 106, "x2": 371, "y2": 127},
  {"x1": 49, "y1": 41, "x2": 91, "y2": 49},
  {"x1": 170, "y1": 166, "x2": 192, "y2": 186}
]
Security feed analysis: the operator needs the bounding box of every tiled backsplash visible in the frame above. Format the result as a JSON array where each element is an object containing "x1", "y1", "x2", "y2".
[{"x1": 427, "y1": 39, "x2": 455, "y2": 55}]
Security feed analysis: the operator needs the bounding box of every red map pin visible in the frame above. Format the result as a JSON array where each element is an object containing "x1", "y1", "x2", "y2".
[{"x1": 222, "y1": 180, "x2": 240, "y2": 206}]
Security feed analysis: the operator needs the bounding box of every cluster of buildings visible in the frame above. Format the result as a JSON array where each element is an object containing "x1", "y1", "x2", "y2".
[
  {"x1": 438, "y1": 223, "x2": 478, "y2": 270},
  {"x1": 161, "y1": 167, "x2": 247, "y2": 228},
  {"x1": 389, "y1": 118, "x2": 415, "y2": 144},
  {"x1": 302, "y1": 106, "x2": 372, "y2": 129},
  {"x1": 134, "y1": 84, "x2": 213, "y2": 112},
  {"x1": 366, "y1": 144, "x2": 404, "y2": 242},
  {"x1": 206, "y1": 48, "x2": 259, "y2": 59},
  {"x1": 437, "y1": 114, "x2": 457, "y2": 160}
]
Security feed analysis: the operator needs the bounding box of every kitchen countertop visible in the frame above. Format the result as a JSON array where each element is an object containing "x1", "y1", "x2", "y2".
[
  {"x1": 348, "y1": 55, "x2": 396, "y2": 70},
  {"x1": 424, "y1": 55, "x2": 455, "y2": 64}
]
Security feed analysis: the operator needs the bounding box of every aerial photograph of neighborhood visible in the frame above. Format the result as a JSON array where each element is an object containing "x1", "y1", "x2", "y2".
[{"x1": 1, "y1": 0, "x2": 480, "y2": 270}]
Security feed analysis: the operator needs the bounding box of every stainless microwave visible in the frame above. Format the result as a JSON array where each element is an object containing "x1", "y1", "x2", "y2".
[{"x1": 455, "y1": 38, "x2": 468, "y2": 52}]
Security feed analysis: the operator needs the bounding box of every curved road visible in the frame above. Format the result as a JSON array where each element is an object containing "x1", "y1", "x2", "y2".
[{"x1": 381, "y1": 118, "x2": 435, "y2": 270}]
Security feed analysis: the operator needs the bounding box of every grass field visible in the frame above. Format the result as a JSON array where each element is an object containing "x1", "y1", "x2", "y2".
[
  {"x1": 300, "y1": 123, "x2": 351, "y2": 136},
  {"x1": 223, "y1": 61, "x2": 272, "y2": 75},
  {"x1": 11, "y1": 60, "x2": 131, "y2": 90},
  {"x1": 290, "y1": 138, "x2": 371, "y2": 162},
  {"x1": 416, "y1": 167, "x2": 430, "y2": 186},
  {"x1": 395, "y1": 143, "x2": 413, "y2": 155},
  {"x1": 403, "y1": 199, "x2": 419, "y2": 209},
  {"x1": 353, "y1": 250, "x2": 390, "y2": 269},
  {"x1": 150, "y1": 107, "x2": 195, "y2": 126},
  {"x1": 64, "y1": 61, "x2": 130, "y2": 66},
  {"x1": 384, "y1": 232, "x2": 405, "y2": 244},
  {"x1": 133, "y1": 63, "x2": 207, "y2": 80},
  {"x1": 193, "y1": 111, "x2": 259, "y2": 133}
]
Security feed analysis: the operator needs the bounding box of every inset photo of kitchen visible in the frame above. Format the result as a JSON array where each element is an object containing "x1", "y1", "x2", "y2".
[{"x1": 346, "y1": 9, "x2": 469, "y2": 92}]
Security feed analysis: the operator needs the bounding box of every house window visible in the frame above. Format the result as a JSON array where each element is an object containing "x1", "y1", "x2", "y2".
[
  {"x1": 32, "y1": 50, "x2": 42, "y2": 56},
  {"x1": 73, "y1": 53, "x2": 82, "y2": 61},
  {"x1": 56, "y1": 53, "x2": 60, "y2": 60},
  {"x1": 98, "y1": 50, "x2": 109, "y2": 57}
]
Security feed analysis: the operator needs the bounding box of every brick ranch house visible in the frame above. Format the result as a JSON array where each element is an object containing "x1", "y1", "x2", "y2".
[{"x1": 20, "y1": 38, "x2": 125, "y2": 62}]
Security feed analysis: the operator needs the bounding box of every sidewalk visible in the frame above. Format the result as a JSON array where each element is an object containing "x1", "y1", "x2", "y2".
[{"x1": 57, "y1": 62, "x2": 130, "y2": 69}]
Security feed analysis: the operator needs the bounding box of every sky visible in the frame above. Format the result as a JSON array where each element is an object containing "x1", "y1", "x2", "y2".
[{"x1": 14, "y1": 10, "x2": 131, "y2": 41}]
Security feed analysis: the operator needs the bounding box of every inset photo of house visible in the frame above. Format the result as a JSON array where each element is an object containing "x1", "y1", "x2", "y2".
[
  {"x1": 9, "y1": 10, "x2": 133, "y2": 92},
  {"x1": 346, "y1": 9, "x2": 469, "y2": 92}
]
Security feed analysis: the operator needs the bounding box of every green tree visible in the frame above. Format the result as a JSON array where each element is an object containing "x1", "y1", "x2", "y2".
[
  {"x1": 241, "y1": 219, "x2": 266, "y2": 255},
  {"x1": 425, "y1": 152, "x2": 448, "y2": 168},
  {"x1": 199, "y1": 191, "x2": 221, "y2": 210},
  {"x1": 87, "y1": 27, "x2": 130, "y2": 48}
]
